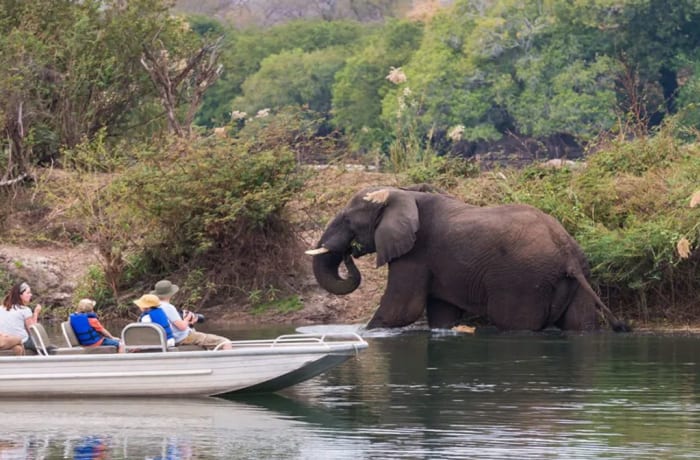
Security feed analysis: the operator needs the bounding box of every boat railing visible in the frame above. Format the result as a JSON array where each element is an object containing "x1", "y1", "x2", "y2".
[{"x1": 214, "y1": 332, "x2": 367, "y2": 351}]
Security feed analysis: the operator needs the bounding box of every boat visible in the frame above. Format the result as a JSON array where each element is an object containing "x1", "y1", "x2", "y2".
[{"x1": 0, "y1": 323, "x2": 368, "y2": 397}]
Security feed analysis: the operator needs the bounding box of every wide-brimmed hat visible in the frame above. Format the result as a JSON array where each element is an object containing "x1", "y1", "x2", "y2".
[
  {"x1": 133, "y1": 294, "x2": 161, "y2": 310},
  {"x1": 150, "y1": 280, "x2": 179, "y2": 299}
]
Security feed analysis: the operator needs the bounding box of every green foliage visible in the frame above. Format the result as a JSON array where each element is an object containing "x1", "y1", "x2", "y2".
[
  {"x1": 197, "y1": 19, "x2": 366, "y2": 126},
  {"x1": 331, "y1": 20, "x2": 423, "y2": 145},
  {"x1": 404, "y1": 155, "x2": 480, "y2": 189},
  {"x1": 0, "y1": 0, "x2": 197, "y2": 169},
  {"x1": 178, "y1": 268, "x2": 213, "y2": 311},
  {"x1": 588, "y1": 125, "x2": 686, "y2": 177},
  {"x1": 250, "y1": 293, "x2": 304, "y2": 315},
  {"x1": 118, "y1": 137, "x2": 303, "y2": 257},
  {"x1": 73, "y1": 265, "x2": 114, "y2": 308},
  {"x1": 234, "y1": 47, "x2": 348, "y2": 115},
  {"x1": 0, "y1": 267, "x2": 13, "y2": 298}
]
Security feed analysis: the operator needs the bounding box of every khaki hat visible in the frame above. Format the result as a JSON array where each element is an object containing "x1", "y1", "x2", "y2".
[
  {"x1": 133, "y1": 294, "x2": 161, "y2": 310},
  {"x1": 150, "y1": 280, "x2": 179, "y2": 299},
  {"x1": 77, "y1": 299, "x2": 97, "y2": 313}
]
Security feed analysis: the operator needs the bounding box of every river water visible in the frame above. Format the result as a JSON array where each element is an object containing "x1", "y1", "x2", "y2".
[{"x1": 2, "y1": 326, "x2": 699, "y2": 459}]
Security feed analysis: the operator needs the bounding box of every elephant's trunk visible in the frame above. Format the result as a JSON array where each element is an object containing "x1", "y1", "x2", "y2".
[{"x1": 312, "y1": 250, "x2": 361, "y2": 295}]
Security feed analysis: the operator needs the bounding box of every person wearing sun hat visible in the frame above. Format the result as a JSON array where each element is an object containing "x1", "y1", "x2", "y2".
[
  {"x1": 134, "y1": 293, "x2": 176, "y2": 347},
  {"x1": 147, "y1": 279, "x2": 232, "y2": 350}
]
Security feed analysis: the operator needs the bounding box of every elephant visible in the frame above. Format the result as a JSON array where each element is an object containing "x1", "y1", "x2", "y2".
[{"x1": 306, "y1": 185, "x2": 629, "y2": 332}]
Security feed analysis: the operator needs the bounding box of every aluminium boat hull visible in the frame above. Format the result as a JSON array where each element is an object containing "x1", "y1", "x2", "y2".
[{"x1": 0, "y1": 334, "x2": 368, "y2": 397}]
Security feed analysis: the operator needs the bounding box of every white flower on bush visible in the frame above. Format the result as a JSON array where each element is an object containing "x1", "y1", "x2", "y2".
[
  {"x1": 255, "y1": 108, "x2": 270, "y2": 118},
  {"x1": 690, "y1": 190, "x2": 700, "y2": 208},
  {"x1": 386, "y1": 67, "x2": 407, "y2": 84},
  {"x1": 448, "y1": 124, "x2": 465, "y2": 142},
  {"x1": 231, "y1": 110, "x2": 247, "y2": 120},
  {"x1": 677, "y1": 237, "x2": 691, "y2": 259}
]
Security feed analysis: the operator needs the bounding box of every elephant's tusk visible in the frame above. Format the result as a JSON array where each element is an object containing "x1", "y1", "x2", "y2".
[{"x1": 305, "y1": 247, "x2": 330, "y2": 255}]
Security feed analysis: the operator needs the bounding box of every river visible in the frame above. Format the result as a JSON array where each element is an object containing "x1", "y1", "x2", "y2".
[{"x1": 1, "y1": 326, "x2": 699, "y2": 459}]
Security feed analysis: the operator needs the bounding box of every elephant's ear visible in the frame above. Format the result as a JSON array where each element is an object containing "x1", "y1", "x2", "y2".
[{"x1": 365, "y1": 189, "x2": 419, "y2": 267}]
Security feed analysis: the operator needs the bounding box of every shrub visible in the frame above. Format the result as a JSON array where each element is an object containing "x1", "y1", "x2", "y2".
[{"x1": 116, "y1": 132, "x2": 308, "y2": 303}]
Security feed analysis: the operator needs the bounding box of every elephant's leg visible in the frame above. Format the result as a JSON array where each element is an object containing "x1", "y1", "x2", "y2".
[
  {"x1": 555, "y1": 285, "x2": 598, "y2": 331},
  {"x1": 549, "y1": 277, "x2": 579, "y2": 326},
  {"x1": 487, "y1": 288, "x2": 549, "y2": 331},
  {"x1": 366, "y1": 259, "x2": 429, "y2": 329},
  {"x1": 426, "y1": 297, "x2": 463, "y2": 329}
]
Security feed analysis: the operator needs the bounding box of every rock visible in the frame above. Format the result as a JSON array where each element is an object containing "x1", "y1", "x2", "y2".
[{"x1": 0, "y1": 245, "x2": 99, "y2": 306}]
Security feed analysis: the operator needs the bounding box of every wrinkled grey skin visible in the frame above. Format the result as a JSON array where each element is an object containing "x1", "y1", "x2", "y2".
[{"x1": 309, "y1": 186, "x2": 628, "y2": 331}]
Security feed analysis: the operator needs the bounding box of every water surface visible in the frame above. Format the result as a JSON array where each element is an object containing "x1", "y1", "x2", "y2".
[{"x1": 2, "y1": 327, "x2": 699, "y2": 459}]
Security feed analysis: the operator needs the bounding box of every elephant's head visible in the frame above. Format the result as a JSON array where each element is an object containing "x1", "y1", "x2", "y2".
[{"x1": 306, "y1": 187, "x2": 420, "y2": 295}]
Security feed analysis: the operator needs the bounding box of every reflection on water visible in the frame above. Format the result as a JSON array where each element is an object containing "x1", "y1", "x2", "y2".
[
  {"x1": 290, "y1": 331, "x2": 700, "y2": 459},
  {"x1": 3, "y1": 328, "x2": 700, "y2": 459},
  {"x1": 0, "y1": 396, "x2": 363, "y2": 459}
]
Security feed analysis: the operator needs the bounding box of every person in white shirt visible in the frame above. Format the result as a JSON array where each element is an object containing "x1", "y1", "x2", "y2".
[
  {"x1": 0, "y1": 282, "x2": 42, "y2": 354},
  {"x1": 150, "y1": 280, "x2": 232, "y2": 350}
]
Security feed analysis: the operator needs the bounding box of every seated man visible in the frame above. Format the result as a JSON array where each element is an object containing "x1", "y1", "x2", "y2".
[{"x1": 148, "y1": 280, "x2": 232, "y2": 350}]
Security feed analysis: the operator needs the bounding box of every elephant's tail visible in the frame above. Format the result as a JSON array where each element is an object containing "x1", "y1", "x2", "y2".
[{"x1": 570, "y1": 270, "x2": 632, "y2": 332}]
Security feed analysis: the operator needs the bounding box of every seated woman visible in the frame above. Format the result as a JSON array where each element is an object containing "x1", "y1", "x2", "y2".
[
  {"x1": 133, "y1": 294, "x2": 176, "y2": 347},
  {"x1": 0, "y1": 282, "x2": 42, "y2": 354},
  {"x1": 69, "y1": 298, "x2": 124, "y2": 353}
]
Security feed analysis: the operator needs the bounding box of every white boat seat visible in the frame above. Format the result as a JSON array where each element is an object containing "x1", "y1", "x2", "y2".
[
  {"x1": 121, "y1": 323, "x2": 203, "y2": 352},
  {"x1": 61, "y1": 321, "x2": 117, "y2": 354},
  {"x1": 122, "y1": 323, "x2": 169, "y2": 352},
  {"x1": 29, "y1": 324, "x2": 86, "y2": 356}
]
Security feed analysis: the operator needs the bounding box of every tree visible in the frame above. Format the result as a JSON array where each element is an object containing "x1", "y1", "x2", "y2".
[
  {"x1": 331, "y1": 19, "x2": 423, "y2": 148},
  {"x1": 197, "y1": 19, "x2": 365, "y2": 126},
  {"x1": 141, "y1": 33, "x2": 224, "y2": 137},
  {"x1": 0, "y1": 0, "x2": 200, "y2": 181},
  {"x1": 233, "y1": 47, "x2": 348, "y2": 117}
]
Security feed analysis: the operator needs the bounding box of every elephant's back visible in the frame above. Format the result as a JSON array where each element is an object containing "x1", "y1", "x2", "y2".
[{"x1": 428, "y1": 201, "x2": 579, "y2": 268}]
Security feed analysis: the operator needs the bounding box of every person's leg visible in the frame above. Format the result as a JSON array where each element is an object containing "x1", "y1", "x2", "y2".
[
  {"x1": 180, "y1": 331, "x2": 231, "y2": 350},
  {"x1": 23, "y1": 337, "x2": 38, "y2": 353},
  {"x1": 101, "y1": 337, "x2": 124, "y2": 353},
  {"x1": 11, "y1": 344, "x2": 25, "y2": 355},
  {"x1": 1, "y1": 334, "x2": 25, "y2": 355}
]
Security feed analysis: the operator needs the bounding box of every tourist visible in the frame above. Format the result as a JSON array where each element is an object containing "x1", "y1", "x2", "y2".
[
  {"x1": 69, "y1": 298, "x2": 124, "y2": 352},
  {"x1": 0, "y1": 282, "x2": 42, "y2": 353},
  {"x1": 150, "y1": 279, "x2": 232, "y2": 350},
  {"x1": 134, "y1": 294, "x2": 177, "y2": 347}
]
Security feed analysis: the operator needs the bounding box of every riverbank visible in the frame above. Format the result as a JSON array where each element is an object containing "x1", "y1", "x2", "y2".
[{"x1": 1, "y1": 167, "x2": 698, "y2": 330}]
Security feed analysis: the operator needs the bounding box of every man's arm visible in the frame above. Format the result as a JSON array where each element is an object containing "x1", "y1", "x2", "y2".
[
  {"x1": 88, "y1": 317, "x2": 115, "y2": 339},
  {"x1": 161, "y1": 303, "x2": 192, "y2": 331}
]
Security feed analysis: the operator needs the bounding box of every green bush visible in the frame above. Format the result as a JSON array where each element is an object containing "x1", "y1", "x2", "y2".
[
  {"x1": 114, "y1": 126, "x2": 309, "y2": 302},
  {"x1": 73, "y1": 265, "x2": 114, "y2": 309}
]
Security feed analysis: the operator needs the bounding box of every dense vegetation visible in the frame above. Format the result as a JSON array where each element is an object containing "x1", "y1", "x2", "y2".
[{"x1": 1, "y1": 0, "x2": 698, "y2": 324}]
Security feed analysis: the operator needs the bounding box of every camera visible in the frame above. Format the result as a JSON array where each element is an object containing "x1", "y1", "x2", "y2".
[{"x1": 181, "y1": 309, "x2": 206, "y2": 324}]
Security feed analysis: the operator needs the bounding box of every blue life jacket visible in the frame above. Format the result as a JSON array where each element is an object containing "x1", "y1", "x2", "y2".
[
  {"x1": 69, "y1": 312, "x2": 103, "y2": 346},
  {"x1": 139, "y1": 307, "x2": 174, "y2": 340}
]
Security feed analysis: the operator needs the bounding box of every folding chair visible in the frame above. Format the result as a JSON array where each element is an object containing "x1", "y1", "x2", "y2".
[
  {"x1": 61, "y1": 321, "x2": 116, "y2": 354},
  {"x1": 28, "y1": 323, "x2": 84, "y2": 356}
]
